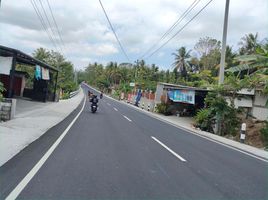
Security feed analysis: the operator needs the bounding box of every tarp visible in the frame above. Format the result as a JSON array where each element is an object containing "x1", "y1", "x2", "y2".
[
  {"x1": 168, "y1": 89, "x2": 195, "y2": 104},
  {"x1": 0, "y1": 56, "x2": 12, "y2": 75}
]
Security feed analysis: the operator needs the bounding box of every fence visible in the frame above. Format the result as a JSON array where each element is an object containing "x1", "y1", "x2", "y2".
[{"x1": 69, "y1": 89, "x2": 80, "y2": 98}]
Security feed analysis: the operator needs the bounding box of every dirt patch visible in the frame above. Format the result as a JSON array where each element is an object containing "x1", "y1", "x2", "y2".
[{"x1": 230, "y1": 115, "x2": 266, "y2": 149}]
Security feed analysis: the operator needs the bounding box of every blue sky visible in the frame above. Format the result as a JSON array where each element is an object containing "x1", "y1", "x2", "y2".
[{"x1": 0, "y1": 0, "x2": 267, "y2": 70}]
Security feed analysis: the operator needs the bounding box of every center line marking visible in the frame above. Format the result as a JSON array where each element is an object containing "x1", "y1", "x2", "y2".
[
  {"x1": 107, "y1": 103, "x2": 111, "y2": 106},
  {"x1": 151, "y1": 136, "x2": 187, "y2": 162},
  {"x1": 123, "y1": 115, "x2": 132, "y2": 122},
  {"x1": 113, "y1": 107, "x2": 118, "y2": 111}
]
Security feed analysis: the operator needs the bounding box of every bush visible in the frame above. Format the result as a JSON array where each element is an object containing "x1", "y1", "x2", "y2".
[
  {"x1": 61, "y1": 92, "x2": 70, "y2": 100},
  {"x1": 156, "y1": 103, "x2": 172, "y2": 115},
  {"x1": 0, "y1": 82, "x2": 5, "y2": 102},
  {"x1": 61, "y1": 81, "x2": 78, "y2": 94},
  {"x1": 194, "y1": 108, "x2": 213, "y2": 132},
  {"x1": 194, "y1": 90, "x2": 240, "y2": 136},
  {"x1": 261, "y1": 121, "x2": 268, "y2": 149}
]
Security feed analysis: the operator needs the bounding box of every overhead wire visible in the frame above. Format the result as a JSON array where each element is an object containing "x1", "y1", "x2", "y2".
[
  {"x1": 98, "y1": 0, "x2": 131, "y2": 63},
  {"x1": 45, "y1": 0, "x2": 66, "y2": 50},
  {"x1": 144, "y1": 0, "x2": 214, "y2": 60},
  {"x1": 30, "y1": 0, "x2": 59, "y2": 51},
  {"x1": 37, "y1": 0, "x2": 63, "y2": 53},
  {"x1": 140, "y1": 0, "x2": 201, "y2": 60}
]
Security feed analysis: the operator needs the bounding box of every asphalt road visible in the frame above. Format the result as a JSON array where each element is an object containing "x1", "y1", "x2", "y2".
[{"x1": 1, "y1": 84, "x2": 268, "y2": 200}]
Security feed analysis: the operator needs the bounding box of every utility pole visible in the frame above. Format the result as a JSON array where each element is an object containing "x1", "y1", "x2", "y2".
[
  {"x1": 134, "y1": 59, "x2": 139, "y2": 82},
  {"x1": 218, "y1": 0, "x2": 230, "y2": 84},
  {"x1": 216, "y1": 0, "x2": 230, "y2": 135}
]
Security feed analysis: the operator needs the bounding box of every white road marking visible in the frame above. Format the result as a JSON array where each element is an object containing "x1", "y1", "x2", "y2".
[
  {"x1": 83, "y1": 84, "x2": 268, "y2": 163},
  {"x1": 113, "y1": 107, "x2": 118, "y2": 111},
  {"x1": 151, "y1": 136, "x2": 187, "y2": 162},
  {"x1": 123, "y1": 115, "x2": 132, "y2": 122},
  {"x1": 107, "y1": 103, "x2": 111, "y2": 106},
  {"x1": 5, "y1": 96, "x2": 87, "y2": 200}
]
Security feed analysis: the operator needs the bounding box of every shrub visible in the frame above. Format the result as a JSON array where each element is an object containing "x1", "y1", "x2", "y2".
[
  {"x1": 194, "y1": 108, "x2": 213, "y2": 132},
  {"x1": 156, "y1": 103, "x2": 172, "y2": 115},
  {"x1": 61, "y1": 92, "x2": 70, "y2": 100},
  {"x1": 261, "y1": 121, "x2": 268, "y2": 149},
  {"x1": 0, "y1": 82, "x2": 5, "y2": 102},
  {"x1": 194, "y1": 90, "x2": 240, "y2": 136}
]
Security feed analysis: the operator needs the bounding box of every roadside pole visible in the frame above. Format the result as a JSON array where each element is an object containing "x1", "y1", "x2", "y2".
[
  {"x1": 216, "y1": 0, "x2": 230, "y2": 135},
  {"x1": 219, "y1": 0, "x2": 230, "y2": 84}
]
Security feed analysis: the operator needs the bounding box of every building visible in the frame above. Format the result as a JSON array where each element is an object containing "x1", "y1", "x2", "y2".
[
  {"x1": 0, "y1": 45, "x2": 59, "y2": 102},
  {"x1": 155, "y1": 82, "x2": 209, "y2": 115}
]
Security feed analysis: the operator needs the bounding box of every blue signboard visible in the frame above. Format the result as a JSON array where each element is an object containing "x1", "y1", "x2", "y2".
[{"x1": 168, "y1": 90, "x2": 195, "y2": 104}]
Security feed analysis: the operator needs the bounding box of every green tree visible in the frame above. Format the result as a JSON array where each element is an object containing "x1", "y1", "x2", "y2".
[
  {"x1": 194, "y1": 37, "x2": 221, "y2": 71},
  {"x1": 33, "y1": 48, "x2": 77, "y2": 94},
  {"x1": 225, "y1": 45, "x2": 237, "y2": 69},
  {"x1": 172, "y1": 46, "x2": 191, "y2": 80},
  {"x1": 239, "y1": 33, "x2": 260, "y2": 55}
]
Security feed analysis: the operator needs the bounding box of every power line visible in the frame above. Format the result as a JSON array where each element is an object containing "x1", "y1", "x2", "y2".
[
  {"x1": 98, "y1": 0, "x2": 131, "y2": 62},
  {"x1": 37, "y1": 0, "x2": 63, "y2": 53},
  {"x1": 45, "y1": 0, "x2": 66, "y2": 50},
  {"x1": 30, "y1": 0, "x2": 59, "y2": 51},
  {"x1": 140, "y1": 0, "x2": 201, "y2": 59},
  {"x1": 144, "y1": 0, "x2": 214, "y2": 60}
]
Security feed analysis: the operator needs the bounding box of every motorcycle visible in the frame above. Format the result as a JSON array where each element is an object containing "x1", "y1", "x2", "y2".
[{"x1": 91, "y1": 104, "x2": 97, "y2": 113}]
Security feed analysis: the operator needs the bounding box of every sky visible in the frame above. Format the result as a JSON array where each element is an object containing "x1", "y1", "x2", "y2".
[{"x1": 0, "y1": 0, "x2": 267, "y2": 70}]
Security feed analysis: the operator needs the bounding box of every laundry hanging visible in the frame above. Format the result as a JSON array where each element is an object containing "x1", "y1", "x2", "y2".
[
  {"x1": 35, "y1": 65, "x2": 41, "y2": 80},
  {"x1": 41, "y1": 67, "x2": 50, "y2": 80}
]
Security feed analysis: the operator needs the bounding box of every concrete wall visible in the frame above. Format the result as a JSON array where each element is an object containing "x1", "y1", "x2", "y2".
[
  {"x1": 252, "y1": 92, "x2": 268, "y2": 120},
  {"x1": 0, "y1": 98, "x2": 16, "y2": 121},
  {"x1": 128, "y1": 94, "x2": 156, "y2": 112},
  {"x1": 155, "y1": 84, "x2": 164, "y2": 103},
  {"x1": 234, "y1": 97, "x2": 253, "y2": 108}
]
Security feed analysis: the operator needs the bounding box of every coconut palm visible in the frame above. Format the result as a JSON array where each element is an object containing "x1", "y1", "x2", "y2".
[
  {"x1": 172, "y1": 47, "x2": 191, "y2": 80},
  {"x1": 239, "y1": 33, "x2": 260, "y2": 55}
]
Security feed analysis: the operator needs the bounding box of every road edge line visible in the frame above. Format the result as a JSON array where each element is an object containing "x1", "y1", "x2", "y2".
[{"x1": 5, "y1": 96, "x2": 86, "y2": 200}]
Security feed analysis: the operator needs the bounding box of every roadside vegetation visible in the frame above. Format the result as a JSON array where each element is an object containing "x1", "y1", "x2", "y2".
[
  {"x1": 33, "y1": 48, "x2": 78, "y2": 99},
  {"x1": 0, "y1": 82, "x2": 4, "y2": 102},
  {"x1": 79, "y1": 32, "x2": 268, "y2": 148}
]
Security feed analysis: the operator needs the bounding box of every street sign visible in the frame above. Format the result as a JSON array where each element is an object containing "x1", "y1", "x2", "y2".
[{"x1": 130, "y1": 82, "x2": 135, "y2": 87}]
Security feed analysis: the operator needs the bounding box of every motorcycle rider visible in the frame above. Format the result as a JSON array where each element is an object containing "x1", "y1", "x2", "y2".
[
  {"x1": 90, "y1": 94, "x2": 99, "y2": 110},
  {"x1": 100, "y1": 92, "x2": 103, "y2": 99},
  {"x1": 88, "y1": 90, "x2": 92, "y2": 101}
]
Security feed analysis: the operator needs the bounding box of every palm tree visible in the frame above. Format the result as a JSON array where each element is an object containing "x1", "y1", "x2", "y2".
[
  {"x1": 172, "y1": 47, "x2": 191, "y2": 80},
  {"x1": 227, "y1": 42, "x2": 268, "y2": 75},
  {"x1": 239, "y1": 33, "x2": 260, "y2": 55}
]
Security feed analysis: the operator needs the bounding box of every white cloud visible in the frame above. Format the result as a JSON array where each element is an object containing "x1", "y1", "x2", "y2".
[{"x1": 0, "y1": 0, "x2": 267, "y2": 69}]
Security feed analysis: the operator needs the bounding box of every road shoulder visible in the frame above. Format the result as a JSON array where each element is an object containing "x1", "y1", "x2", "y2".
[{"x1": 0, "y1": 88, "x2": 85, "y2": 166}]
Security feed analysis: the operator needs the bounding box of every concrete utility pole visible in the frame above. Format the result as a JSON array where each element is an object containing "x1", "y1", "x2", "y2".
[
  {"x1": 216, "y1": 0, "x2": 230, "y2": 135},
  {"x1": 218, "y1": 0, "x2": 230, "y2": 84}
]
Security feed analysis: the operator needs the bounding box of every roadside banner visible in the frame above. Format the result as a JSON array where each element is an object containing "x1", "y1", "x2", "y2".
[
  {"x1": 41, "y1": 67, "x2": 50, "y2": 80},
  {"x1": 0, "y1": 56, "x2": 12, "y2": 75},
  {"x1": 168, "y1": 90, "x2": 195, "y2": 104},
  {"x1": 130, "y1": 82, "x2": 135, "y2": 87}
]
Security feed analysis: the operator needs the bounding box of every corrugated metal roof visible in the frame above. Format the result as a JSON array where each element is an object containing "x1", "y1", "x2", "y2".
[
  {"x1": 0, "y1": 45, "x2": 58, "y2": 72},
  {"x1": 158, "y1": 82, "x2": 210, "y2": 91}
]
